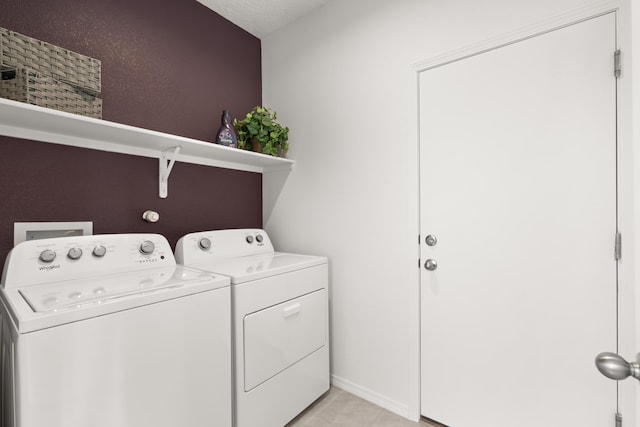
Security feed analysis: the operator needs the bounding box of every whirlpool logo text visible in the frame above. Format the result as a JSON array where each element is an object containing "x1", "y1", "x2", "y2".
[{"x1": 39, "y1": 265, "x2": 61, "y2": 271}]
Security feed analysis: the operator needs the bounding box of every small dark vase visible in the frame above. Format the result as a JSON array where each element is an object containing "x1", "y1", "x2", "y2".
[{"x1": 215, "y1": 110, "x2": 238, "y2": 148}]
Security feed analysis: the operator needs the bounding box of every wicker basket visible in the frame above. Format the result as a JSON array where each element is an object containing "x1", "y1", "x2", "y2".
[
  {"x1": 0, "y1": 67, "x2": 102, "y2": 118},
  {"x1": 0, "y1": 27, "x2": 101, "y2": 95}
]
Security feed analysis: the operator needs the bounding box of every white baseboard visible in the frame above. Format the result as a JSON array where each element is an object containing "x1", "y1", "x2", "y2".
[{"x1": 330, "y1": 374, "x2": 415, "y2": 421}]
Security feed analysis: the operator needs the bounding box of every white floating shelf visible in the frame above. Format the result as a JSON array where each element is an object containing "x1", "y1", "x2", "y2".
[{"x1": 0, "y1": 98, "x2": 295, "y2": 173}]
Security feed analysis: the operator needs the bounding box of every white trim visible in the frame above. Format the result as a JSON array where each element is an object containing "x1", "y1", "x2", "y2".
[
  {"x1": 408, "y1": 0, "x2": 630, "y2": 421},
  {"x1": 330, "y1": 374, "x2": 411, "y2": 420},
  {"x1": 411, "y1": 0, "x2": 620, "y2": 73},
  {"x1": 406, "y1": 66, "x2": 421, "y2": 422},
  {"x1": 612, "y1": 1, "x2": 636, "y2": 425}
]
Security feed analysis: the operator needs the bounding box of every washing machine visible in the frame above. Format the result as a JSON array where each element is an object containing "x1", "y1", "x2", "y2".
[
  {"x1": 175, "y1": 228, "x2": 329, "y2": 427},
  {"x1": 0, "y1": 233, "x2": 232, "y2": 427}
]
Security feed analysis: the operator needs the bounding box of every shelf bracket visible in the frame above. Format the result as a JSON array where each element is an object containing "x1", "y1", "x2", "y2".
[{"x1": 159, "y1": 146, "x2": 182, "y2": 198}]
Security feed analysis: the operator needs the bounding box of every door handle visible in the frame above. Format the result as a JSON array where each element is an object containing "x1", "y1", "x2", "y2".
[
  {"x1": 282, "y1": 302, "x2": 301, "y2": 318},
  {"x1": 424, "y1": 259, "x2": 438, "y2": 271},
  {"x1": 595, "y1": 352, "x2": 640, "y2": 381}
]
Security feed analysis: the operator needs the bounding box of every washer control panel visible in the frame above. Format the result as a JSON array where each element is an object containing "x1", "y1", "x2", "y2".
[
  {"x1": 2, "y1": 234, "x2": 176, "y2": 288},
  {"x1": 175, "y1": 229, "x2": 274, "y2": 265}
]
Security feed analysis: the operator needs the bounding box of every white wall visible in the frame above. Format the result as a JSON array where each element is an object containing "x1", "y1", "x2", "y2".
[{"x1": 262, "y1": 0, "x2": 636, "y2": 421}]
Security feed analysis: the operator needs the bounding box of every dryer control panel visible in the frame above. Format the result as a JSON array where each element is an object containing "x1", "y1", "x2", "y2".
[
  {"x1": 1, "y1": 234, "x2": 175, "y2": 288},
  {"x1": 175, "y1": 229, "x2": 274, "y2": 265}
]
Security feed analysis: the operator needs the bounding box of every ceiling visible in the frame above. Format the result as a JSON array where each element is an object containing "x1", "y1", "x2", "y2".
[{"x1": 196, "y1": 0, "x2": 330, "y2": 38}]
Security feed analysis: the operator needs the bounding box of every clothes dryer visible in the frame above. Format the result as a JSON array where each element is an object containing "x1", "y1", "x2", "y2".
[
  {"x1": 175, "y1": 229, "x2": 329, "y2": 427},
  {"x1": 0, "y1": 233, "x2": 231, "y2": 427}
]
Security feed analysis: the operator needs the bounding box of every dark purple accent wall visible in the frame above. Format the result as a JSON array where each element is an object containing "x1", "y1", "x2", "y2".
[{"x1": 0, "y1": 0, "x2": 263, "y2": 259}]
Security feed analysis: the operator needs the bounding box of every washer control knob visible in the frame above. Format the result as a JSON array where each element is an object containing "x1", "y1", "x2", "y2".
[
  {"x1": 39, "y1": 249, "x2": 56, "y2": 263},
  {"x1": 92, "y1": 245, "x2": 107, "y2": 258},
  {"x1": 246, "y1": 235, "x2": 254, "y2": 244},
  {"x1": 67, "y1": 247, "x2": 83, "y2": 260},
  {"x1": 256, "y1": 234, "x2": 264, "y2": 243},
  {"x1": 198, "y1": 238, "x2": 212, "y2": 250},
  {"x1": 139, "y1": 240, "x2": 155, "y2": 255}
]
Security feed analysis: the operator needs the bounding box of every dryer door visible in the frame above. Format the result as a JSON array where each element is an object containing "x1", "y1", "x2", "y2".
[{"x1": 244, "y1": 289, "x2": 327, "y2": 391}]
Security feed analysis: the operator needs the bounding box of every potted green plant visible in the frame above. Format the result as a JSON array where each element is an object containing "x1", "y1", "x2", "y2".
[{"x1": 233, "y1": 106, "x2": 289, "y2": 157}]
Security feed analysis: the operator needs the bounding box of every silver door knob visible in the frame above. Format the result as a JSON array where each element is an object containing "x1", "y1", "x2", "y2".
[
  {"x1": 424, "y1": 259, "x2": 438, "y2": 271},
  {"x1": 595, "y1": 352, "x2": 640, "y2": 381},
  {"x1": 425, "y1": 235, "x2": 438, "y2": 246}
]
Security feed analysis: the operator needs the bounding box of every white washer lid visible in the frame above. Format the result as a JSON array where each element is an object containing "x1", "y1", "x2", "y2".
[
  {"x1": 2, "y1": 265, "x2": 229, "y2": 333},
  {"x1": 191, "y1": 252, "x2": 327, "y2": 284}
]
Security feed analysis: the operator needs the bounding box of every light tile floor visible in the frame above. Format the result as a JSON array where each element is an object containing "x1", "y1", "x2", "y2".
[{"x1": 286, "y1": 386, "x2": 426, "y2": 427}]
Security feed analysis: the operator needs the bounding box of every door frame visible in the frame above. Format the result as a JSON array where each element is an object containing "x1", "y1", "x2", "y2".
[{"x1": 406, "y1": 0, "x2": 635, "y2": 422}]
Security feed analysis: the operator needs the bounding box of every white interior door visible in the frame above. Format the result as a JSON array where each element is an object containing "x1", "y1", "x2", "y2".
[{"x1": 419, "y1": 13, "x2": 618, "y2": 427}]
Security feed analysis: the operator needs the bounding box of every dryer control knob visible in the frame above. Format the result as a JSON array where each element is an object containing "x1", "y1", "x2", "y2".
[
  {"x1": 198, "y1": 238, "x2": 212, "y2": 250},
  {"x1": 255, "y1": 234, "x2": 264, "y2": 243},
  {"x1": 39, "y1": 249, "x2": 56, "y2": 263},
  {"x1": 67, "y1": 247, "x2": 83, "y2": 260},
  {"x1": 139, "y1": 240, "x2": 155, "y2": 255},
  {"x1": 246, "y1": 235, "x2": 254, "y2": 244},
  {"x1": 92, "y1": 245, "x2": 107, "y2": 258}
]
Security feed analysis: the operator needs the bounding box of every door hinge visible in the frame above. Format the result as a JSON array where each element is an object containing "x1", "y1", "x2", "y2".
[
  {"x1": 614, "y1": 50, "x2": 621, "y2": 78},
  {"x1": 615, "y1": 232, "x2": 622, "y2": 261},
  {"x1": 616, "y1": 412, "x2": 622, "y2": 427}
]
